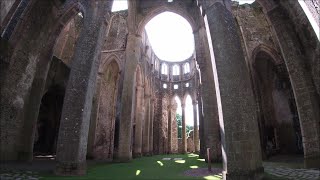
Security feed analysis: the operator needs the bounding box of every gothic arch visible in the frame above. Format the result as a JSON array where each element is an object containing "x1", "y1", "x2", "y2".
[
  {"x1": 252, "y1": 47, "x2": 303, "y2": 158},
  {"x1": 252, "y1": 44, "x2": 284, "y2": 66},
  {"x1": 92, "y1": 59, "x2": 120, "y2": 160},
  {"x1": 182, "y1": 92, "x2": 192, "y2": 106},
  {"x1": 0, "y1": 0, "x2": 86, "y2": 161},
  {"x1": 136, "y1": 5, "x2": 197, "y2": 36},
  {"x1": 100, "y1": 54, "x2": 122, "y2": 74}
]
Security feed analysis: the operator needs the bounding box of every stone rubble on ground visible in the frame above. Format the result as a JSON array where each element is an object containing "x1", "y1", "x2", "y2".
[
  {"x1": 0, "y1": 171, "x2": 40, "y2": 180},
  {"x1": 264, "y1": 164, "x2": 320, "y2": 180}
]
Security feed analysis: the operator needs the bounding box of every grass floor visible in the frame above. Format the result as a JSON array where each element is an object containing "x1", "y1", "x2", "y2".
[
  {"x1": 42, "y1": 154, "x2": 285, "y2": 180},
  {"x1": 43, "y1": 154, "x2": 222, "y2": 180}
]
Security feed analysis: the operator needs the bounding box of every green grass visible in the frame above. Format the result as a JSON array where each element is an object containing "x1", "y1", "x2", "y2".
[{"x1": 42, "y1": 154, "x2": 223, "y2": 180}]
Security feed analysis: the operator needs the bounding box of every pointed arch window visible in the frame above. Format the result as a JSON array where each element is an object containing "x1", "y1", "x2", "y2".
[
  {"x1": 184, "y1": 63, "x2": 190, "y2": 74},
  {"x1": 161, "y1": 63, "x2": 168, "y2": 75},
  {"x1": 173, "y1": 65, "x2": 180, "y2": 75}
]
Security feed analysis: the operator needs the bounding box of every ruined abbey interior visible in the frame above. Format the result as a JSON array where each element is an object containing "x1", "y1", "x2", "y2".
[{"x1": 0, "y1": 0, "x2": 319, "y2": 179}]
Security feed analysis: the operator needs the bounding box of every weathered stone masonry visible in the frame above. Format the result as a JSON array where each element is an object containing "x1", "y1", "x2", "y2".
[{"x1": 1, "y1": 0, "x2": 319, "y2": 179}]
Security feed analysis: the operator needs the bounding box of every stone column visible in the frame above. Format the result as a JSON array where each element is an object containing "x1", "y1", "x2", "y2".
[
  {"x1": 54, "y1": 4, "x2": 108, "y2": 175},
  {"x1": 198, "y1": 94, "x2": 205, "y2": 158},
  {"x1": 265, "y1": 5, "x2": 320, "y2": 168},
  {"x1": 18, "y1": 56, "x2": 52, "y2": 161},
  {"x1": 201, "y1": 0, "x2": 263, "y2": 179},
  {"x1": 193, "y1": 100, "x2": 199, "y2": 153},
  {"x1": 0, "y1": 1, "x2": 62, "y2": 161},
  {"x1": 167, "y1": 103, "x2": 172, "y2": 153},
  {"x1": 133, "y1": 85, "x2": 144, "y2": 158},
  {"x1": 116, "y1": 34, "x2": 141, "y2": 162},
  {"x1": 142, "y1": 94, "x2": 150, "y2": 156},
  {"x1": 87, "y1": 75, "x2": 102, "y2": 158},
  {"x1": 149, "y1": 97, "x2": 155, "y2": 155},
  {"x1": 181, "y1": 102, "x2": 187, "y2": 154},
  {"x1": 194, "y1": 22, "x2": 220, "y2": 161}
]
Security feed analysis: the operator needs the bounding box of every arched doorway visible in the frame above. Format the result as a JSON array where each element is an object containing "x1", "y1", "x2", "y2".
[
  {"x1": 33, "y1": 86, "x2": 65, "y2": 158},
  {"x1": 92, "y1": 60, "x2": 120, "y2": 160},
  {"x1": 183, "y1": 94, "x2": 194, "y2": 153},
  {"x1": 0, "y1": 1, "x2": 85, "y2": 161},
  {"x1": 253, "y1": 50, "x2": 303, "y2": 158}
]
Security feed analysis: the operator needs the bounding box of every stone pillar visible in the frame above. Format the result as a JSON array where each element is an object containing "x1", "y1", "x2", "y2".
[
  {"x1": 171, "y1": 101, "x2": 178, "y2": 153},
  {"x1": 18, "y1": 56, "x2": 52, "y2": 161},
  {"x1": 202, "y1": 0, "x2": 263, "y2": 179},
  {"x1": 194, "y1": 22, "x2": 220, "y2": 161},
  {"x1": 265, "y1": 5, "x2": 320, "y2": 168},
  {"x1": 142, "y1": 94, "x2": 150, "y2": 156},
  {"x1": 193, "y1": 100, "x2": 199, "y2": 153},
  {"x1": 181, "y1": 102, "x2": 187, "y2": 154},
  {"x1": 167, "y1": 103, "x2": 172, "y2": 153},
  {"x1": 87, "y1": 75, "x2": 102, "y2": 158},
  {"x1": 116, "y1": 34, "x2": 142, "y2": 162},
  {"x1": 0, "y1": 1, "x2": 59, "y2": 161},
  {"x1": 149, "y1": 97, "x2": 155, "y2": 155},
  {"x1": 198, "y1": 95, "x2": 205, "y2": 158},
  {"x1": 133, "y1": 85, "x2": 144, "y2": 158},
  {"x1": 54, "y1": 4, "x2": 108, "y2": 175}
]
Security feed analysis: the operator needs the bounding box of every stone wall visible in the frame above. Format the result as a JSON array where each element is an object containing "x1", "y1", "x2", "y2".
[
  {"x1": 0, "y1": 0, "x2": 16, "y2": 26},
  {"x1": 53, "y1": 15, "x2": 83, "y2": 67},
  {"x1": 279, "y1": 0, "x2": 320, "y2": 97},
  {"x1": 93, "y1": 62, "x2": 119, "y2": 161},
  {"x1": 232, "y1": 2, "x2": 279, "y2": 63},
  {"x1": 88, "y1": 11, "x2": 127, "y2": 160},
  {"x1": 187, "y1": 137, "x2": 194, "y2": 153}
]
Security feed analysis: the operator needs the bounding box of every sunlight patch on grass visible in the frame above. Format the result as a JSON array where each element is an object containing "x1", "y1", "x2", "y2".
[
  {"x1": 197, "y1": 158, "x2": 205, "y2": 162},
  {"x1": 188, "y1": 154, "x2": 199, "y2": 158},
  {"x1": 157, "y1": 160, "x2": 164, "y2": 166},
  {"x1": 190, "y1": 165, "x2": 199, "y2": 169},
  {"x1": 175, "y1": 160, "x2": 186, "y2": 163},
  {"x1": 203, "y1": 175, "x2": 222, "y2": 180},
  {"x1": 135, "y1": 170, "x2": 141, "y2": 176}
]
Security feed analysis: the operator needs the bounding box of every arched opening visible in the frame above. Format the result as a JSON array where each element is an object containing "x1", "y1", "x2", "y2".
[
  {"x1": 161, "y1": 63, "x2": 168, "y2": 75},
  {"x1": 33, "y1": 85, "x2": 65, "y2": 158},
  {"x1": 184, "y1": 94, "x2": 194, "y2": 153},
  {"x1": 172, "y1": 64, "x2": 180, "y2": 76},
  {"x1": 253, "y1": 51, "x2": 303, "y2": 159},
  {"x1": 145, "y1": 12, "x2": 194, "y2": 62},
  {"x1": 172, "y1": 96, "x2": 184, "y2": 153},
  {"x1": 5, "y1": 3, "x2": 85, "y2": 161},
  {"x1": 92, "y1": 60, "x2": 120, "y2": 160},
  {"x1": 183, "y1": 63, "x2": 190, "y2": 74}
]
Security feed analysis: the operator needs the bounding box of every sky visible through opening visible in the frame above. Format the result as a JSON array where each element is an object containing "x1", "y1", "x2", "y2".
[
  {"x1": 175, "y1": 96, "x2": 196, "y2": 126},
  {"x1": 145, "y1": 12, "x2": 194, "y2": 62},
  {"x1": 111, "y1": 0, "x2": 256, "y2": 12}
]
